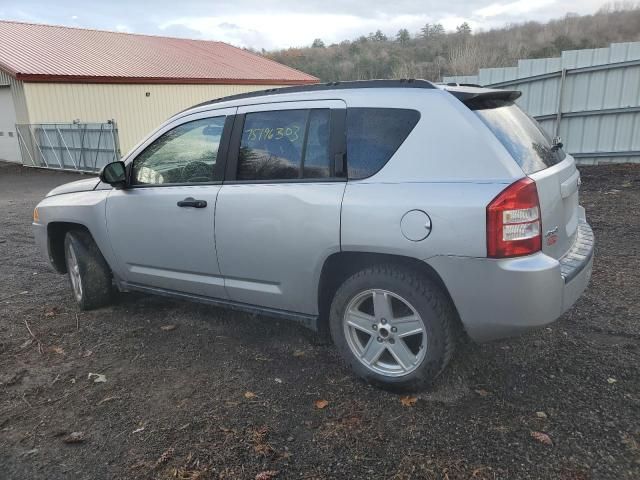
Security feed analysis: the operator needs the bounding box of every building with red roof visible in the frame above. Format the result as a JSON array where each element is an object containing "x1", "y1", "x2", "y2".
[{"x1": 0, "y1": 20, "x2": 317, "y2": 163}]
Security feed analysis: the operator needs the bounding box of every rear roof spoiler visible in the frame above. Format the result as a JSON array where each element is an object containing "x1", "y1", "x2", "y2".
[{"x1": 437, "y1": 84, "x2": 522, "y2": 105}]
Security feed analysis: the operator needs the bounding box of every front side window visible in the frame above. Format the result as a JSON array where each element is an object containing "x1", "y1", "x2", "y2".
[
  {"x1": 132, "y1": 117, "x2": 225, "y2": 185},
  {"x1": 347, "y1": 108, "x2": 420, "y2": 179},
  {"x1": 237, "y1": 109, "x2": 331, "y2": 181}
]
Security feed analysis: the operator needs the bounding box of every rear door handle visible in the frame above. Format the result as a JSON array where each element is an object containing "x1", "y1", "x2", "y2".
[{"x1": 177, "y1": 197, "x2": 207, "y2": 208}]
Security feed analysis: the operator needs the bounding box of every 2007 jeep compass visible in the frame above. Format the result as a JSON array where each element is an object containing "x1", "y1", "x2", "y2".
[{"x1": 33, "y1": 80, "x2": 594, "y2": 390}]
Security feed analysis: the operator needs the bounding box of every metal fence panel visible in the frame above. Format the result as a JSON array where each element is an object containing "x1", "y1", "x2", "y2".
[
  {"x1": 16, "y1": 121, "x2": 121, "y2": 173},
  {"x1": 443, "y1": 41, "x2": 640, "y2": 164}
]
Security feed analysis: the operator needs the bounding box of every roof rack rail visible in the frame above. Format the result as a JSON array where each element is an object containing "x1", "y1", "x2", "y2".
[{"x1": 186, "y1": 78, "x2": 436, "y2": 111}]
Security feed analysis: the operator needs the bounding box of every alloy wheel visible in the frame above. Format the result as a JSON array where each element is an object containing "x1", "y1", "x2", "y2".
[
  {"x1": 67, "y1": 243, "x2": 83, "y2": 301},
  {"x1": 343, "y1": 289, "x2": 427, "y2": 377}
]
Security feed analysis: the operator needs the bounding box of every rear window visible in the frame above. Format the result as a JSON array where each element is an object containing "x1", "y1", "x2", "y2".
[
  {"x1": 474, "y1": 102, "x2": 565, "y2": 174},
  {"x1": 347, "y1": 108, "x2": 420, "y2": 179}
]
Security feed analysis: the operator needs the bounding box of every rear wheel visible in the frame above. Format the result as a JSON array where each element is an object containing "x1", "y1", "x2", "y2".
[
  {"x1": 329, "y1": 264, "x2": 456, "y2": 391},
  {"x1": 64, "y1": 230, "x2": 113, "y2": 310}
]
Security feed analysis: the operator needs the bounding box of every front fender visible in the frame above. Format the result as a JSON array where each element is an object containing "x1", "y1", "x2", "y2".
[{"x1": 33, "y1": 190, "x2": 119, "y2": 277}]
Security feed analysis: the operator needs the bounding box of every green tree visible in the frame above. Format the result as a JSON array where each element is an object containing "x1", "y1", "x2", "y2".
[
  {"x1": 311, "y1": 38, "x2": 325, "y2": 48},
  {"x1": 456, "y1": 22, "x2": 472, "y2": 35},
  {"x1": 396, "y1": 28, "x2": 411, "y2": 45},
  {"x1": 369, "y1": 30, "x2": 388, "y2": 42},
  {"x1": 431, "y1": 23, "x2": 445, "y2": 36},
  {"x1": 421, "y1": 23, "x2": 445, "y2": 38}
]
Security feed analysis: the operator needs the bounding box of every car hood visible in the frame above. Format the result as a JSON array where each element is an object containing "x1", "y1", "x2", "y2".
[{"x1": 46, "y1": 177, "x2": 100, "y2": 197}]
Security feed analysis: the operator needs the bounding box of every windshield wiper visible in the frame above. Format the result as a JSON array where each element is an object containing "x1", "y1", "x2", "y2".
[{"x1": 551, "y1": 136, "x2": 564, "y2": 152}]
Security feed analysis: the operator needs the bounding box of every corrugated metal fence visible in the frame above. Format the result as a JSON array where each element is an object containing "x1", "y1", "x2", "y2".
[
  {"x1": 16, "y1": 121, "x2": 121, "y2": 173},
  {"x1": 443, "y1": 42, "x2": 640, "y2": 165}
]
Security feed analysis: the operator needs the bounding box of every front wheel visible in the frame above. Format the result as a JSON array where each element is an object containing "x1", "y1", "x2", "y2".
[
  {"x1": 329, "y1": 264, "x2": 456, "y2": 391},
  {"x1": 64, "y1": 230, "x2": 113, "y2": 310}
]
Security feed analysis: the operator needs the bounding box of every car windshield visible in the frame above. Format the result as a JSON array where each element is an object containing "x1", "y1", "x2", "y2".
[{"x1": 473, "y1": 101, "x2": 565, "y2": 174}]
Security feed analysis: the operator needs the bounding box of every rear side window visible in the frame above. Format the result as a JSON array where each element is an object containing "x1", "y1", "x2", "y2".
[
  {"x1": 473, "y1": 102, "x2": 565, "y2": 174},
  {"x1": 303, "y1": 110, "x2": 331, "y2": 178},
  {"x1": 346, "y1": 108, "x2": 420, "y2": 179},
  {"x1": 237, "y1": 109, "x2": 331, "y2": 181}
]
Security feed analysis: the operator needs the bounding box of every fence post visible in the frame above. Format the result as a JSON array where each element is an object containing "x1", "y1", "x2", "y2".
[
  {"x1": 555, "y1": 68, "x2": 566, "y2": 138},
  {"x1": 56, "y1": 125, "x2": 78, "y2": 170},
  {"x1": 79, "y1": 124, "x2": 87, "y2": 170},
  {"x1": 93, "y1": 124, "x2": 103, "y2": 171},
  {"x1": 29, "y1": 125, "x2": 49, "y2": 168},
  {"x1": 42, "y1": 126, "x2": 64, "y2": 169},
  {"x1": 16, "y1": 126, "x2": 37, "y2": 167},
  {"x1": 110, "y1": 119, "x2": 121, "y2": 162}
]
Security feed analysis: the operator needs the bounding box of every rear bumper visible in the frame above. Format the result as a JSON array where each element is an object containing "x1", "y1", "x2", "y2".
[{"x1": 429, "y1": 220, "x2": 594, "y2": 342}]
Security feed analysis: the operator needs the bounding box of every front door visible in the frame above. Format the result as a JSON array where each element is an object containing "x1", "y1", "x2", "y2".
[
  {"x1": 215, "y1": 101, "x2": 347, "y2": 314},
  {"x1": 105, "y1": 108, "x2": 235, "y2": 298}
]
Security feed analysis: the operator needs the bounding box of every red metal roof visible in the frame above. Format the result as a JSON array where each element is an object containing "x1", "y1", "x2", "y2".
[{"x1": 0, "y1": 20, "x2": 318, "y2": 85}]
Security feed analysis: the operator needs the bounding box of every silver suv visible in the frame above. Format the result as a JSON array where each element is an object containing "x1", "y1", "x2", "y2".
[{"x1": 33, "y1": 80, "x2": 594, "y2": 390}]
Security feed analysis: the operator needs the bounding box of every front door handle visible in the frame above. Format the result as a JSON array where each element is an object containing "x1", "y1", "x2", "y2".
[{"x1": 177, "y1": 197, "x2": 207, "y2": 208}]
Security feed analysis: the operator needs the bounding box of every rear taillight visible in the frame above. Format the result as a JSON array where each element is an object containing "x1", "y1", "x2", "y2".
[{"x1": 487, "y1": 178, "x2": 541, "y2": 258}]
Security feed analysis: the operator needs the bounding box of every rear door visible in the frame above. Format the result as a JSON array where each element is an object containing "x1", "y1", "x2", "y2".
[
  {"x1": 474, "y1": 102, "x2": 579, "y2": 259},
  {"x1": 215, "y1": 100, "x2": 347, "y2": 314}
]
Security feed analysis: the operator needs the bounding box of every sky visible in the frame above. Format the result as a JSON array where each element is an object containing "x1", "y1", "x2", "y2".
[{"x1": 0, "y1": 0, "x2": 612, "y2": 50}]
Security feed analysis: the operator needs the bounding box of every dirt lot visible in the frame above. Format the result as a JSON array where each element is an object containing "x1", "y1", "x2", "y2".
[{"x1": 0, "y1": 162, "x2": 638, "y2": 480}]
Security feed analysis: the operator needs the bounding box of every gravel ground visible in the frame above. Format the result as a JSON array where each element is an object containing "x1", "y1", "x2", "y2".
[{"x1": 0, "y1": 162, "x2": 638, "y2": 480}]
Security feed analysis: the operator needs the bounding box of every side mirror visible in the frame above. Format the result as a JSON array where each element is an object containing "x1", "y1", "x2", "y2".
[{"x1": 99, "y1": 161, "x2": 127, "y2": 188}]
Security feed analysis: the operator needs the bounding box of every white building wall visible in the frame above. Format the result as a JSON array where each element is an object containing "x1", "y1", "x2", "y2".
[
  {"x1": 22, "y1": 82, "x2": 286, "y2": 154},
  {"x1": 0, "y1": 69, "x2": 28, "y2": 163}
]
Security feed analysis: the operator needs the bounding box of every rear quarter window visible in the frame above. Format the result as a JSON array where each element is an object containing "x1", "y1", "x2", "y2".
[
  {"x1": 346, "y1": 108, "x2": 420, "y2": 179},
  {"x1": 473, "y1": 102, "x2": 565, "y2": 174}
]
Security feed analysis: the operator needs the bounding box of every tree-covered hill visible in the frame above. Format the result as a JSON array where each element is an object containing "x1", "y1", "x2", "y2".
[{"x1": 265, "y1": 3, "x2": 640, "y2": 82}]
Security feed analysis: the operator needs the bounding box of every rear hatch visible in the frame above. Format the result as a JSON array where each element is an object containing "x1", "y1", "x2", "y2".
[
  {"x1": 528, "y1": 154, "x2": 580, "y2": 260},
  {"x1": 445, "y1": 85, "x2": 579, "y2": 260}
]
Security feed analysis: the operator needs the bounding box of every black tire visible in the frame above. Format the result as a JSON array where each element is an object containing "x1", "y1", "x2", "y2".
[
  {"x1": 64, "y1": 230, "x2": 113, "y2": 310},
  {"x1": 329, "y1": 264, "x2": 456, "y2": 391}
]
